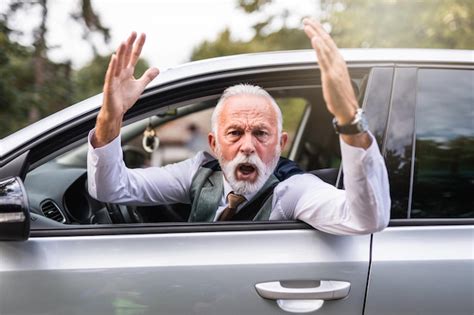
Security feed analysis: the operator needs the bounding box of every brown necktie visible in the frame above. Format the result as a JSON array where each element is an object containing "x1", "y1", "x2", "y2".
[{"x1": 218, "y1": 192, "x2": 246, "y2": 221}]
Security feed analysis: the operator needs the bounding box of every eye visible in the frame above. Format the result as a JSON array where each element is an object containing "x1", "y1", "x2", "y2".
[
  {"x1": 227, "y1": 129, "x2": 243, "y2": 138},
  {"x1": 253, "y1": 130, "x2": 269, "y2": 139}
]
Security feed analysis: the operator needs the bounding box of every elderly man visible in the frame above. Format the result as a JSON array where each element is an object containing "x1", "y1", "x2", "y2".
[{"x1": 87, "y1": 19, "x2": 390, "y2": 235}]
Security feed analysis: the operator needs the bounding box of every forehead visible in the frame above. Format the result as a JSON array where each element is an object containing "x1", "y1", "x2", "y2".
[{"x1": 219, "y1": 95, "x2": 277, "y2": 126}]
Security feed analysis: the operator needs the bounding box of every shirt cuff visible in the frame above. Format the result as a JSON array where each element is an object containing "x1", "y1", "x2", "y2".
[
  {"x1": 339, "y1": 131, "x2": 381, "y2": 178},
  {"x1": 87, "y1": 129, "x2": 123, "y2": 165}
]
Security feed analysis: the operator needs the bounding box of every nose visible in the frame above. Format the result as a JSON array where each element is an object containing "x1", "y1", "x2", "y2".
[{"x1": 240, "y1": 132, "x2": 256, "y2": 155}]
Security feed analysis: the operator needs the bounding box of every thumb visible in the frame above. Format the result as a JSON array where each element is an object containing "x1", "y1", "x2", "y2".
[{"x1": 138, "y1": 67, "x2": 160, "y2": 89}]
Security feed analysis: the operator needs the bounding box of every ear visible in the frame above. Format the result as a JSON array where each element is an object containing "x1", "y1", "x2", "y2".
[
  {"x1": 208, "y1": 132, "x2": 217, "y2": 155},
  {"x1": 280, "y1": 132, "x2": 289, "y2": 151}
]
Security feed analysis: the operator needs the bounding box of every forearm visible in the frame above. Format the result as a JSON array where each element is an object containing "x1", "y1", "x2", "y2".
[
  {"x1": 335, "y1": 134, "x2": 390, "y2": 234},
  {"x1": 91, "y1": 110, "x2": 123, "y2": 148}
]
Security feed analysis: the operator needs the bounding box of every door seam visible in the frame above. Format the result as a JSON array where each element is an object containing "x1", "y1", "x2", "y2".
[{"x1": 362, "y1": 233, "x2": 373, "y2": 315}]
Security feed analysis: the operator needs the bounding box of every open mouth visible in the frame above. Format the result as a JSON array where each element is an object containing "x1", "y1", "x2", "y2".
[{"x1": 237, "y1": 163, "x2": 257, "y2": 178}]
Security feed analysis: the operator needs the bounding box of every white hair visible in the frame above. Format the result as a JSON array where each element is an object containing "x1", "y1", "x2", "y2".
[{"x1": 211, "y1": 84, "x2": 283, "y2": 137}]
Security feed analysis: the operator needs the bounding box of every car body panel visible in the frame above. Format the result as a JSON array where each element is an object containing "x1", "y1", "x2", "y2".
[
  {"x1": 0, "y1": 230, "x2": 370, "y2": 314},
  {"x1": 366, "y1": 226, "x2": 474, "y2": 315}
]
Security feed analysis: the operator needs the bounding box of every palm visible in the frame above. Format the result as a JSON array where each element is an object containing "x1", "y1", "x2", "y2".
[
  {"x1": 303, "y1": 19, "x2": 358, "y2": 124},
  {"x1": 102, "y1": 32, "x2": 159, "y2": 118},
  {"x1": 106, "y1": 68, "x2": 144, "y2": 115}
]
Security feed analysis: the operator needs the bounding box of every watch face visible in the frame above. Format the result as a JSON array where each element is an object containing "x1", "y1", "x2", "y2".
[{"x1": 359, "y1": 113, "x2": 369, "y2": 132}]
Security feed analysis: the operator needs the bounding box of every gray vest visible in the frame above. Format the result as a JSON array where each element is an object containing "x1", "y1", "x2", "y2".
[{"x1": 188, "y1": 164, "x2": 280, "y2": 222}]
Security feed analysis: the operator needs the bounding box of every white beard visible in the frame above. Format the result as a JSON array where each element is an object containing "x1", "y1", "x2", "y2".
[{"x1": 216, "y1": 144, "x2": 281, "y2": 195}]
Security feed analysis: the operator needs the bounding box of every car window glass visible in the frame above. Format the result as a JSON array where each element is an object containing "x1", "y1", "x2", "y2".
[{"x1": 411, "y1": 69, "x2": 474, "y2": 218}]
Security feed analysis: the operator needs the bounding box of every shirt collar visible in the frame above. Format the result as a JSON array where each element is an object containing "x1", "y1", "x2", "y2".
[{"x1": 222, "y1": 176, "x2": 258, "y2": 204}]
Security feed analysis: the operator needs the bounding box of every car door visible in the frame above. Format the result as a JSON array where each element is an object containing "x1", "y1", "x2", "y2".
[
  {"x1": 365, "y1": 66, "x2": 474, "y2": 315},
  {"x1": 1, "y1": 63, "x2": 392, "y2": 315}
]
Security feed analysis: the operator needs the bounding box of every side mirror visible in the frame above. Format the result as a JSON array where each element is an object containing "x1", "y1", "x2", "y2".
[{"x1": 0, "y1": 177, "x2": 30, "y2": 241}]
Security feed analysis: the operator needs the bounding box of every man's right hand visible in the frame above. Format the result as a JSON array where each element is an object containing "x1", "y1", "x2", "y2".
[{"x1": 92, "y1": 32, "x2": 160, "y2": 148}]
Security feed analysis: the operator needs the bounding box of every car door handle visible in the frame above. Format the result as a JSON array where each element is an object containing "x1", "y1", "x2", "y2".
[{"x1": 255, "y1": 280, "x2": 350, "y2": 300}]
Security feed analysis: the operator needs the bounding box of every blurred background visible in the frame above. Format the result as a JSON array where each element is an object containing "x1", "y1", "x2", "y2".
[{"x1": 1, "y1": 0, "x2": 473, "y2": 139}]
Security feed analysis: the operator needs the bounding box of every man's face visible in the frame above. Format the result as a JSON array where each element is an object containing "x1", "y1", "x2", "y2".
[{"x1": 209, "y1": 94, "x2": 288, "y2": 194}]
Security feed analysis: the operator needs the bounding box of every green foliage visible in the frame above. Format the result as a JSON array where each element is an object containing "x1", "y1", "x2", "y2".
[
  {"x1": 276, "y1": 97, "x2": 307, "y2": 156},
  {"x1": 192, "y1": 0, "x2": 310, "y2": 61},
  {"x1": 191, "y1": 27, "x2": 310, "y2": 61},
  {"x1": 0, "y1": 0, "x2": 111, "y2": 138},
  {"x1": 323, "y1": 0, "x2": 474, "y2": 49},
  {"x1": 192, "y1": 0, "x2": 473, "y2": 63},
  {"x1": 238, "y1": 0, "x2": 272, "y2": 13},
  {"x1": 0, "y1": 20, "x2": 72, "y2": 137}
]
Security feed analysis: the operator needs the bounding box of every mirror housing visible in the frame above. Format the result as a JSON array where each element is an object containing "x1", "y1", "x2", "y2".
[{"x1": 0, "y1": 177, "x2": 30, "y2": 241}]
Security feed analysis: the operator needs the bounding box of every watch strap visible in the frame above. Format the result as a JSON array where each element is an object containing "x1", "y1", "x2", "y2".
[{"x1": 332, "y1": 109, "x2": 369, "y2": 135}]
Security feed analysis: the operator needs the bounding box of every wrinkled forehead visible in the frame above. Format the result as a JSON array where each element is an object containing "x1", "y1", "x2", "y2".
[{"x1": 219, "y1": 95, "x2": 278, "y2": 126}]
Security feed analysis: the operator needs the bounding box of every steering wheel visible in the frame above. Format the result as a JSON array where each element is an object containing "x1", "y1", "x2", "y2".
[{"x1": 105, "y1": 203, "x2": 144, "y2": 223}]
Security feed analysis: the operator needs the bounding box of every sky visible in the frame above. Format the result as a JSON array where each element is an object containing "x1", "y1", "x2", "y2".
[{"x1": 2, "y1": 0, "x2": 318, "y2": 70}]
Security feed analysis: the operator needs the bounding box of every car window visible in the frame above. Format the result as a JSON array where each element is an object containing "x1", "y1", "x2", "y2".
[
  {"x1": 24, "y1": 68, "x2": 372, "y2": 228},
  {"x1": 411, "y1": 69, "x2": 474, "y2": 218}
]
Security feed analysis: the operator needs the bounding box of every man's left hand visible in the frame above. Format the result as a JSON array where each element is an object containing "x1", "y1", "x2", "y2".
[{"x1": 303, "y1": 18, "x2": 371, "y2": 148}]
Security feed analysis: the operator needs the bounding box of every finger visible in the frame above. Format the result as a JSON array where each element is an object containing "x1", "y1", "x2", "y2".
[
  {"x1": 303, "y1": 20, "x2": 337, "y2": 69},
  {"x1": 304, "y1": 18, "x2": 339, "y2": 52},
  {"x1": 303, "y1": 23, "x2": 318, "y2": 40},
  {"x1": 104, "y1": 54, "x2": 117, "y2": 91},
  {"x1": 312, "y1": 39, "x2": 332, "y2": 72},
  {"x1": 104, "y1": 53, "x2": 117, "y2": 96},
  {"x1": 137, "y1": 67, "x2": 160, "y2": 90},
  {"x1": 123, "y1": 32, "x2": 137, "y2": 67},
  {"x1": 115, "y1": 42, "x2": 126, "y2": 77},
  {"x1": 303, "y1": 25, "x2": 330, "y2": 71},
  {"x1": 130, "y1": 33, "x2": 146, "y2": 67}
]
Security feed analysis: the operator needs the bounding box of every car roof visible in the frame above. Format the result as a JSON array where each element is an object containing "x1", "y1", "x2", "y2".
[
  {"x1": 1, "y1": 48, "x2": 473, "y2": 158},
  {"x1": 153, "y1": 48, "x2": 473, "y2": 88}
]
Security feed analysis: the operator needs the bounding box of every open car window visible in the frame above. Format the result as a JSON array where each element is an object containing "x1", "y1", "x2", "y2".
[{"x1": 23, "y1": 68, "x2": 371, "y2": 229}]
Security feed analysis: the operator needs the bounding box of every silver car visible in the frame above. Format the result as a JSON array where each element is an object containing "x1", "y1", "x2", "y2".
[{"x1": 1, "y1": 49, "x2": 473, "y2": 315}]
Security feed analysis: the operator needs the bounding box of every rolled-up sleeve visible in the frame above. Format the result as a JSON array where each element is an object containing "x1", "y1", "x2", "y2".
[
  {"x1": 87, "y1": 129, "x2": 208, "y2": 205},
  {"x1": 271, "y1": 132, "x2": 390, "y2": 235}
]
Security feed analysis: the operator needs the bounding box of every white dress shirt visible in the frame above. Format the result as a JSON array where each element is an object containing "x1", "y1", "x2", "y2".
[{"x1": 87, "y1": 130, "x2": 390, "y2": 235}]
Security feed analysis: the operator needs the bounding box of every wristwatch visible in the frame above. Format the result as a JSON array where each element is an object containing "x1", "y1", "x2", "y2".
[{"x1": 332, "y1": 108, "x2": 369, "y2": 135}]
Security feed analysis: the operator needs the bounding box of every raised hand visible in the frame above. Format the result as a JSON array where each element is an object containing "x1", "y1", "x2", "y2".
[
  {"x1": 303, "y1": 18, "x2": 370, "y2": 148},
  {"x1": 93, "y1": 32, "x2": 160, "y2": 147},
  {"x1": 303, "y1": 18, "x2": 358, "y2": 125}
]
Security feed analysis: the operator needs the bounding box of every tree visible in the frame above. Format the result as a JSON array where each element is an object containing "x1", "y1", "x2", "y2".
[
  {"x1": 191, "y1": 1, "x2": 311, "y2": 61},
  {"x1": 191, "y1": 0, "x2": 473, "y2": 62},
  {"x1": 0, "y1": 0, "x2": 110, "y2": 138},
  {"x1": 322, "y1": 0, "x2": 474, "y2": 49}
]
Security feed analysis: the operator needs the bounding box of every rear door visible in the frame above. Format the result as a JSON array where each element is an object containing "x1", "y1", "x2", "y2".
[{"x1": 365, "y1": 67, "x2": 474, "y2": 315}]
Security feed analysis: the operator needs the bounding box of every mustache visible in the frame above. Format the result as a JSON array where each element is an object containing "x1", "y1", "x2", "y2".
[{"x1": 224, "y1": 152, "x2": 266, "y2": 174}]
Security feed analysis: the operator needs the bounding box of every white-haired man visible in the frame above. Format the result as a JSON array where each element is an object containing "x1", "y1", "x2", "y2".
[{"x1": 87, "y1": 19, "x2": 390, "y2": 235}]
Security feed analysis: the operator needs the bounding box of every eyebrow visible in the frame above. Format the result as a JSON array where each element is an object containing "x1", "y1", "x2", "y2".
[{"x1": 224, "y1": 123, "x2": 271, "y2": 131}]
